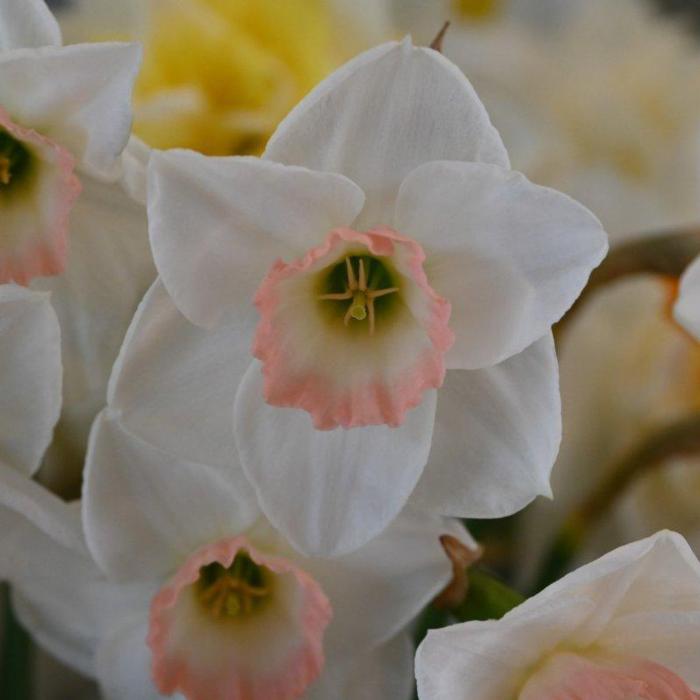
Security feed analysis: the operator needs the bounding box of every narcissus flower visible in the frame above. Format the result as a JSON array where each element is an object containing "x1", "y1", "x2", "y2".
[
  {"x1": 143, "y1": 38, "x2": 607, "y2": 556},
  {"x1": 0, "y1": 0, "x2": 141, "y2": 285},
  {"x1": 0, "y1": 406, "x2": 472, "y2": 700},
  {"x1": 0, "y1": 0, "x2": 156, "y2": 495},
  {"x1": 417, "y1": 531, "x2": 700, "y2": 699},
  {"x1": 675, "y1": 256, "x2": 700, "y2": 341}
]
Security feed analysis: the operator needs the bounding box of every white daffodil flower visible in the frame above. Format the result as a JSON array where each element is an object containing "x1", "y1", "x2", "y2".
[
  {"x1": 143, "y1": 39, "x2": 606, "y2": 556},
  {"x1": 417, "y1": 531, "x2": 700, "y2": 699},
  {"x1": 675, "y1": 256, "x2": 700, "y2": 342},
  {"x1": 517, "y1": 276, "x2": 700, "y2": 584},
  {"x1": 0, "y1": 406, "x2": 473, "y2": 700},
  {"x1": 0, "y1": 0, "x2": 156, "y2": 494}
]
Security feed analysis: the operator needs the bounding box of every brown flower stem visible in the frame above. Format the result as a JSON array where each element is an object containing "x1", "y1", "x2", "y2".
[
  {"x1": 563, "y1": 228, "x2": 700, "y2": 326},
  {"x1": 533, "y1": 412, "x2": 700, "y2": 593}
]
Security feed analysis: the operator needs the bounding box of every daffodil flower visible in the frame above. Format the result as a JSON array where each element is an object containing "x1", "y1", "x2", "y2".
[
  {"x1": 0, "y1": 409, "x2": 473, "y2": 700},
  {"x1": 126, "y1": 38, "x2": 609, "y2": 557},
  {"x1": 0, "y1": 0, "x2": 156, "y2": 494},
  {"x1": 417, "y1": 531, "x2": 700, "y2": 700}
]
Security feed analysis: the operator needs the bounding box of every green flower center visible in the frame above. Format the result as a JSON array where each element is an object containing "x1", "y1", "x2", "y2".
[
  {"x1": 197, "y1": 552, "x2": 272, "y2": 620},
  {"x1": 317, "y1": 255, "x2": 400, "y2": 334},
  {"x1": 0, "y1": 129, "x2": 32, "y2": 191}
]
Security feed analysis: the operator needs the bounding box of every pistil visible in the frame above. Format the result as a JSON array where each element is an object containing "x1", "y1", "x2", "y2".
[{"x1": 319, "y1": 257, "x2": 399, "y2": 334}]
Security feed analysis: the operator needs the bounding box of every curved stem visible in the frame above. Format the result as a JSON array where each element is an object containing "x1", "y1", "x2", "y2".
[
  {"x1": 533, "y1": 412, "x2": 700, "y2": 592},
  {"x1": 563, "y1": 228, "x2": 700, "y2": 325}
]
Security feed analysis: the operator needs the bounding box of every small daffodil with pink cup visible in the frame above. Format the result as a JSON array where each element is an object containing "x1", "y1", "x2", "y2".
[
  {"x1": 0, "y1": 0, "x2": 155, "y2": 493},
  {"x1": 141, "y1": 37, "x2": 608, "y2": 557},
  {"x1": 417, "y1": 531, "x2": 700, "y2": 699},
  {"x1": 0, "y1": 406, "x2": 474, "y2": 700}
]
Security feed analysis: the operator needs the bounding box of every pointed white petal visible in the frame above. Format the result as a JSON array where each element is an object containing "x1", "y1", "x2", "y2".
[
  {"x1": 148, "y1": 150, "x2": 364, "y2": 328},
  {"x1": 395, "y1": 161, "x2": 608, "y2": 369},
  {"x1": 0, "y1": 0, "x2": 61, "y2": 51},
  {"x1": 83, "y1": 411, "x2": 259, "y2": 582},
  {"x1": 106, "y1": 279, "x2": 252, "y2": 477},
  {"x1": 265, "y1": 39, "x2": 508, "y2": 227},
  {"x1": 412, "y1": 334, "x2": 560, "y2": 518},
  {"x1": 234, "y1": 361, "x2": 437, "y2": 557},
  {"x1": 0, "y1": 42, "x2": 142, "y2": 178},
  {"x1": 0, "y1": 285, "x2": 61, "y2": 476}
]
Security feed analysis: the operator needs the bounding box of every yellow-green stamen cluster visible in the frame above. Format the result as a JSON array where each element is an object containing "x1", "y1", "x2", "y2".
[
  {"x1": 318, "y1": 256, "x2": 399, "y2": 334},
  {"x1": 197, "y1": 552, "x2": 271, "y2": 620}
]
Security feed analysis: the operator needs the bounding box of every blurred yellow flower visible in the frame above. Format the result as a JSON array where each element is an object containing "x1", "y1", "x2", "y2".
[
  {"x1": 454, "y1": 0, "x2": 503, "y2": 21},
  {"x1": 136, "y1": 0, "x2": 342, "y2": 154},
  {"x1": 60, "y1": 0, "x2": 390, "y2": 155}
]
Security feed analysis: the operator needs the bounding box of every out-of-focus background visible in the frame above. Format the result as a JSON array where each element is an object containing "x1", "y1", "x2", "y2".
[{"x1": 5, "y1": 0, "x2": 700, "y2": 697}]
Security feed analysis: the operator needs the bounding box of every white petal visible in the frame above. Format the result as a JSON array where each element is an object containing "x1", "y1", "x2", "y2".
[
  {"x1": 31, "y1": 175, "x2": 155, "y2": 494},
  {"x1": 309, "y1": 633, "x2": 414, "y2": 700},
  {"x1": 83, "y1": 411, "x2": 259, "y2": 582},
  {"x1": 0, "y1": 285, "x2": 61, "y2": 476},
  {"x1": 106, "y1": 279, "x2": 252, "y2": 476},
  {"x1": 0, "y1": 497, "x2": 99, "y2": 676},
  {"x1": 0, "y1": 42, "x2": 142, "y2": 178},
  {"x1": 395, "y1": 161, "x2": 608, "y2": 369},
  {"x1": 148, "y1": 150, "x2": 365, "y2": 328},
  {"x1": 0, "y1": 460, "x2": 84, "y2": 553},
  {"x1": 411, "y1": 334, "x2": 560, "y2": 518},
  {"x1": 0, "y1": 0, "x2": 61, "y2": 51},
  {"x1": 265, "y1": 39, "x2": 509, "y2": 227},
  {"x1": 234, "y1": 361, "x2": 437, "y2": 557},
  {"x1": 96, "y1": 618, "x2": 170, "y2": 700},
  {"x1": 302, "y1": 510, "x2": 463, "y2": 655},
  {"x1": 675, "y1": 255, "x2": 700, "y2": 341}
]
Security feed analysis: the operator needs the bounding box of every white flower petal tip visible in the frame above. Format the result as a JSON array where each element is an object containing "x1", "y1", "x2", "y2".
[
  {"x1": 396, "y1": 161, "x2": 609, "y2": 369},
  {"x1": 148, "y1": 536, "x2": 331, "y2": 700},
  {"x1": 0, "y1": 107, "x2": 80, "y2": 285},
  {"x1": 0, "y1": 0, "x2": 61, "y2": 51},
  {"x1": 675, "y1": 256, "x2": 700, "y2": 342},
  {"x1": 253, "y1": 226, "x2": 453, "y2": 430}
]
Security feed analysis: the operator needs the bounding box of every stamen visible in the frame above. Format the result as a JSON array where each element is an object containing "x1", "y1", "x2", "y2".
[
  {"x1": 321, "y1": 257, "x2": 399, "y2": 334},
  {"x1": 197, "y1": 553, "x2": 271, "y2": 621}
]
